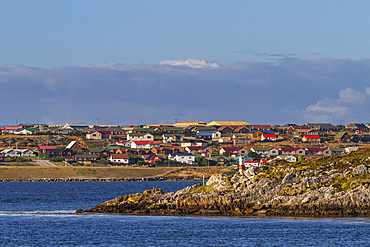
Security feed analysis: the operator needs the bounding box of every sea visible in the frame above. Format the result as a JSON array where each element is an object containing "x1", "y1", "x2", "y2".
[{"x1": 1, "y1": 181, "x2": 370, "y2": 246}]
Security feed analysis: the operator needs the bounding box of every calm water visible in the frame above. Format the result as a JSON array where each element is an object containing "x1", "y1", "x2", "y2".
[{"x1": 1, "y1": 182, "x2": 370, "y2": 246}]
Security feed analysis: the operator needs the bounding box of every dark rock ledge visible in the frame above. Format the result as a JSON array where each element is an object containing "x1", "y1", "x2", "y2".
[{"x1": 79, "y1": 164, "x2": 370, "y2": 217}]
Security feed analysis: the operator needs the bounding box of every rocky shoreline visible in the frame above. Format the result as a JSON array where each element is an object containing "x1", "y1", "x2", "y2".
[
  {"x1": 79, "y1": 149, "x2": 370, "y2": 217},
  {"x1": 0, "y1": 176, "x2": 179, "y2": 182}
]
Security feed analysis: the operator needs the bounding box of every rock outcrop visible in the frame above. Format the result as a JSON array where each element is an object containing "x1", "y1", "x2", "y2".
[{"x1": 80, "y1": 149, "x2": 370, "y2": 217}]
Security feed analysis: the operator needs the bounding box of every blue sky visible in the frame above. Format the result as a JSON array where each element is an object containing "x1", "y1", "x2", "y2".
[
  {"x1": 1, "y1": 1, "x2": 370, "y2": 125},
  {"x1": 2, "y1": 1, "x2": 370, "y2": 67}
]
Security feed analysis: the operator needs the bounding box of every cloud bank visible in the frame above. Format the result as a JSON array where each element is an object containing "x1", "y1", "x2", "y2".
[{"x1": 0, "y1": 59, "x2": 370, "y2": 125}]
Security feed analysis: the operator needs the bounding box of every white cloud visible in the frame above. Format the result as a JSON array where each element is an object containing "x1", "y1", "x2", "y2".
[
  {"x1": 365, "y1": 87, "x2": 370, "y2": 96},
  {"x1": 160, "y1": 59, "x2": 220, "y2": 69},
  {"x1": 338, "y1": 88, "x2": 366, "y2": 104},
  {"x1": 305, "y1": 98, "x2": 347, "y2": 114}
]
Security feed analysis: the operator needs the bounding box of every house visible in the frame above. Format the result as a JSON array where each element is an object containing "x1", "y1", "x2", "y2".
[
  {"x1": 185, "y1": 146, "x2": 212, "y2": 157},
  {"x1": 2, "y1": 126, "x2": 21, "y2": 134},
  {"x1": 292, "y1": 129, "x2": 317, "y2": 136},
  {"x1": 306, "y1": 123, "x2": 340, "y2": 132},
  {"x1": 232, "y1": 135, "x2": 251, "y2": 145},
  {"x1": 132, "y1": 127, "x2": 156, "y2": 134},
  {"x1": 275, "y1": 155, "x2": 297, "y2": 163},
  {"x1": 217, "y1": 126, "x2": 235, "y2": 134},
  {"x1": 66, "y1": 141, "x2": 83, "y2": 154},
  {"x1": 250, "y1": 147, "x2": 279, "y2": 157},
  {"x1": 207, "y1": 121, "x2": 250, "y2": 127},
  {"x1": 286, "y1": 125, "x2": 309, "y2": 134},
  {"x1": 0, "y1": 154, "x2": 4, "y2": 162},
  {"x1": 162, "y1": 134, "x2": 183, "y2": 143},
  {"x1": 233, "y1": 125, "x2": 252, "y2": 133},
  {"x1": 173, "y1": 121, "x2": 207, "y2": 128},
  {"x1": 130, "y1": 141, "x2": 160, "y2": 149},
  {"x1": 106, "y1": 145, "x2": 121, "y2": 154},
  {"x1": 192, "y1": 126, "x2": 217, "y2": 132},
  {"x1": 246, "y1": 130, "x2": 264, "y2": 140},
  {"x1": 127, "y1": 133, "x2": 154, "y2": 142},
  {"x1": 305, "y1": 148, "x2": 331, "y2": 156},
  {"x1": 109, "y1": 153, "x2": 130, "y2": 165},
  {"x1": 251, "y1": 125, "x2": 272, "y2": 130},
  {"x1": 346, "y1": 123, "x2": 368, "y2": 131},
  {"x1": 142, "y1": 153, "x2": 161, "y2": 164},
  {"x1": 116, "y1": 141, "x2": 131, "y2": 147},
  {"x1": 116, "y1": 148, "x2": 149, "y2": 156},
  {"x1": 75, "y1": 154, "x2": 98, "y2": 164},
  {"x1": 63, "y1": 123, "x2": 89, "y2": 130},
  {"x1": 195, "y1": 132, "x2": 213, "y2": 140},
  {"x1": 261, "y1": 133, "x2": 276, "y2": 141},
  {"x1": 330, "y1": 148, "x2": 345, "y2": 154},
  {"x1": 14, "y1": 129, "x2": 35, "y2": 135},
  {"x1": 279, "y1": 147, "x2": 306, "y2": 156},
  {"x1": 302, "y1": 135, "x2": 321, "y2": 143},
  {"x1": 45, "y1": 148, "x2": 74, "y2": 158},
  {"x1": 219, "y1": 147, "x2": 248, "y2": 157},
  {"x1": 38, "y1": 146, "x2": 55, "y2": 154},
  {"x1": 168, "y1": 153, "x2": 195, "y2": 164},
  {"x1": 1, "y1": 149, "x2": 35, "y2": 157},
  {"x1": 334, "y1": 132, "x2": 351, "y2": 143},
  {"x1": 86, "y1": 131, "x2": 111, "y2": 140},
  {"x1": 87, "y1": 148, "x2": 110, "y2": 157},
  {"x1": 181, "y1": 139, "x2": 208, "y2": 147},
  {"x1": 151, "y1": 147, "x2": 180, "y2": 155},
  {"x1": 162, "y1": 127, "x2": 184, "y2": 134}
]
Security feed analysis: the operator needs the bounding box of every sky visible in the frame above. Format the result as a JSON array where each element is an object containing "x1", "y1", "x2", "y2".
[{"x1": 1, "y1": 1, "x2": 370, "y2": 125}]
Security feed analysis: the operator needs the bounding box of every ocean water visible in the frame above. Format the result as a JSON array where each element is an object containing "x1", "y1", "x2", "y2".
[{"x1": 1, "y1": 182, "x2": 370, "y2": 246}]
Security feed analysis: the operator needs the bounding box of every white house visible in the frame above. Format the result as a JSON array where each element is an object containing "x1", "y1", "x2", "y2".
[
  {"x1": 275, "y1": 155, "x2": 297, "y2": 163},
  {"x1": 168, "y1": 153, "x2": 195, "y2": 164},
  {"x1": 109, "y1": 153, "x2": 129, "y2": 164},
  {"x1": 14, "y1": 129, "x2": 34, "y2": 135},
  {"x1": 127, "y1": 133, "x2": 154, "y2": 141},
  {"x1": 1, "y1": 149, "x2": 35, "y2": 157}
]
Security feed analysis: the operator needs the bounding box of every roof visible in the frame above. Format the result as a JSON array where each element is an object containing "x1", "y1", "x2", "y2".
[
  {"x1": 330, "y1": 148, "x2": 345, "y2": 152},
  {"x1": 169, "y1": 153, "x2": 194, "y2": 157},
  {"x1": 87, "y1": 131, "x2": 111, "y2": 135},
  {"x1": 66, "y1": 141, "x2": 77, "y2": 149},
  {"x1": 334, "y1": 132, "x2": 348, "y2": 139},
  {"x1": 173, "y1": 121, "x2": 206, "y2": 127},
  {"x1": 251, "y1": 125, "x2": 272, "y2": 130},
  {"x1": 306, "y1": 148, "x2": 327, "y2": 152},
  {"x1": 132, "y1": 141, "x2": 159, "y2": 145},
  {"x1": 279, "y1": 148, "x2": 299, "y2": 152},
  {"x1": 196, "y1": 132, "x2": 212, "y2": 136},
  {"x1": 110, "y1": 153, "x2": 129, "y2": 159},
  {"x1": 302, "y1": 135, "x2": 320, "y2": 138},
  {"x1": 252, "y1": 147, "x2": 274, "y2": 151},
  {"x1": 207, "y1": 121, "x2": 250, "y2": 126},
  {"x1": 38, "y1": 146, "x2": 54, "y2": 150},
  {"x1": 129, "y1": 133, "x2": 152, "y2": 136},
  {"x1": 262, "y1": 134, "x2": 276, "y2": 138},
  {"x1": 186, "y1": 146, "x2": 208, "y2": 150},
  {"x1": 222, "y1": 147, "x2": 242, "y2": 152}
]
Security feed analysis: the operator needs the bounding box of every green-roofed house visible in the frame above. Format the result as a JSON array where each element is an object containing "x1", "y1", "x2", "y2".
[
  {"x1": 330, "y1": 148, "x2": 345, "y2": 154},
  {"x1": 162, "y1": 127, "x2": 184, "y2": 134},
  {"x1": 250, "y1": 147, "x2": 279, "y2": 157},
  {"x1": 132, "y1": 128, "x2": 156, "y2": 133},
  {"x1": 334, "y1": 132, "x2": 351, "y2": 143}
]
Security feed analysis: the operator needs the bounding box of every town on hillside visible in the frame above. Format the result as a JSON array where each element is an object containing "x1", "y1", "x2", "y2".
[{"x1": 0, "y1": 121, "x2": 369, "y2": 167}]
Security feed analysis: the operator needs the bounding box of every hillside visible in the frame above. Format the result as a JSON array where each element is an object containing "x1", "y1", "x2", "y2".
[{"x1": 82, "y1": 148, "x2": 370, "y2": 216}]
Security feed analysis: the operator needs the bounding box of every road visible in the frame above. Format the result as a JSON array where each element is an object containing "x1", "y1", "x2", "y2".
[{"x1": 32, "y1": 159, "x2": 57, "y2": 167}]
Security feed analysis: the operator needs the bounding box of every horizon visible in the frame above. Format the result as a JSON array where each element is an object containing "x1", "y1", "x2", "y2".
[{"x1": 1, "y1": 2, "x2": 370, "y2": 125}]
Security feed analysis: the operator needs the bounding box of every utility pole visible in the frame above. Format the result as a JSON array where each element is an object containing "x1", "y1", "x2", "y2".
[
  {"x1": 174, "y1": 118, "x2": 178, "y2": 124},
  {"x1": 96, "y1": 118, "x2": 99, "y2": 126}
]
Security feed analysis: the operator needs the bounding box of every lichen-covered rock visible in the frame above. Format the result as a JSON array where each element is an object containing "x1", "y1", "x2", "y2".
[{"x1": 353, "y1": 164, "x2": 368, "y2": 175}]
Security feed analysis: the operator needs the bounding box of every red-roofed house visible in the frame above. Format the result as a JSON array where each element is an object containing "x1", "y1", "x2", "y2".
[
  {"x1": 261, "y1": 133, "x2": 276, "y2": 141},
  {"x1": 142, "y1": 153, "x2": 161, "y2": 164},
  {"x1": 38, "y1": 146, "x2": 55, "y2": 154},
  {"x1": 130, "y1": 141, "x2": 160, "y2": 149},
  {"x1": 302, "y1": 135, "x2": 321, "y2": 143}
]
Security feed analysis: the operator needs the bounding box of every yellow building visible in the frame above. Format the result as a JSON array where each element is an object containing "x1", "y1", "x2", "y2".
[
  {"x1": 207, "y1": 121, "x2": 250, "y2": 126},
  {"x1": 173, "y1": 121, "x2": 207, "y2": 128}
]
